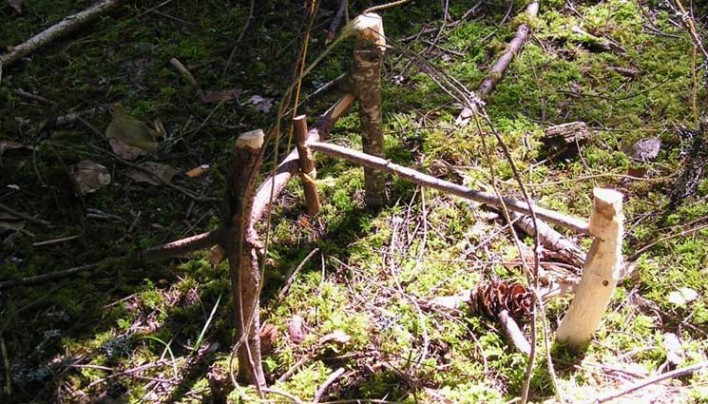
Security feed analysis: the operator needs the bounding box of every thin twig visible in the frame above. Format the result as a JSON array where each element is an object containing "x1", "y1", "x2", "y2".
[
  {"x1": 595, "y1": 361, "x2": 708, "y2": 403},
  {"x1": 313, "y1": 367, "x2": 346, "y2": 402},
  {"x1": 0, "y1": 203, "x2": 53, "y2": 227}
]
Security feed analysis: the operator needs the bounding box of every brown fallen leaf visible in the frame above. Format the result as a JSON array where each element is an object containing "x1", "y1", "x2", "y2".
[
  {"x1": 208, "y1": 245, "x2": 226, "y2": 266},
  {"x1": 109, "y1": 137, "x2": 148, "y2": 161},
  {"x1": 202, "y1": 88, "x2": 242, "y2": 104},
  {"x1": 318, "y1": 330, "x2": 351, "y2": 345},
  {"x1": 73, "y1": 160, "x2": 111, "y2": 194},
  {"x1": 185, "y1": 164, "x2": 210, "y2": 178},
  {"x1": 288, "y1": 315, "x2": 305, "y2": 344},
  {"x1": 260, "y1": 323, "x2": 278, "y2": 355},
  {"x1": 126, "y1": 162, "x2": 176, "y2": 186}
]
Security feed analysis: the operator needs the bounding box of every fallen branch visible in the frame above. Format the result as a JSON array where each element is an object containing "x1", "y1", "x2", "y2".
[
  {"x1": 455, "y1": 1, "x2": 539, "y2": 125},
  {"x1": 251, "y1": 93, "x2": 355, "y2": 223},
  {"x1": 307, "y1": 140, "x2": 590, "y2": 234},
  {"x1": 596, "y1": 361, "x2": 708, "y2": 403},
  {"x1": 0, "y1": 0, "x2": 123, "y2": 69},
  {"x1": 498, "y1": 310, "x2": 531, "y2": 356},
  {"x1": 141, "y1": 227, "x2": 227, "y2": 262}
]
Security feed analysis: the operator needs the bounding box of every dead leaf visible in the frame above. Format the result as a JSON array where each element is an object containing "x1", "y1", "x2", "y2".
[
  {"x1": 627, "y1": 166, "x2": 647, "y2": 178},
  {"x1": 662, "y1": 332, "x2": 684, "y2": 366},
  {"x1": 73, "y1": 160, "x2": 111, "y2": 194},
  {"x1": 318, "y1": 330, "x2": 351, "y2": 345},
  {"x1": 202, "y1": 88, "x2": 242, "y2": 104},
  {"x1": 109, "y1": 137, "x2": 148, "y2": 161},
  {"x1": 8, "y1": 0, "x2": 22, "y2": 13},
  {"x1": 0, "y1": 212, "x2": 25, "y2": 232},
  {"x1": 106, "y1": 104, "x2": 158, "y2": 152},
  {"x1": 185, "y1": 164, "x2": 210, "y2": 178},
  {"x1": 0, "y1": 140, "x2": 29, "y2": 156},
  {"x1": 667, "y1": 287, "x2": 698, "y2": 306},
  {"x1": 248, "y1": 95, "x2": 274, "y2": 113},
  {"x1": 631, "y1": 137, "x2": 662, "y2": 162},
  {"x1": 260, "y1": 323, "x2": 278, "y2": 355},
  {"x1": 288, "y1": 315, "x2": 305, "y2": 344},
  {"x1": 208, "y1": 245, "x2": 226, "y2": 266},
  {"x1": 126, "y1": 162, "x2": 176, "y2": 186}
]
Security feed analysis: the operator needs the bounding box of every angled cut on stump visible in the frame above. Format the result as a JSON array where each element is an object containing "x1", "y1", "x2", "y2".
[
  {"x1": 556, "y1": 188, "x2": 624, "y2": 347},
  {"x1": 226, "y1": 129, "x2": 266, "y2": 390},
  {"x1": 353, "y1": 13, "x2": 387, "y2": 206}
]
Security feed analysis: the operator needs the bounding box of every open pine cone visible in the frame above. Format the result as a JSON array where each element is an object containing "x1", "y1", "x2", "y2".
[{"x1": 469, "y1": 280, "x2": 534, "y2": 322}]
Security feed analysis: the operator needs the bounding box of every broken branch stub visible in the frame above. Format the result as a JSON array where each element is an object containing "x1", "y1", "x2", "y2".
[
  {"x1": 353, "y1": 13, "x2": 387, "y2": 206},
  {"x1": 294, "y1": 115, "x2": 321, "y2": 216},
  {"x1": 556, "y1": 188, "x2": 624, "y2": 347},
  {"x1": 226, "y1": 129, "x2": 266, "y2": 390}
]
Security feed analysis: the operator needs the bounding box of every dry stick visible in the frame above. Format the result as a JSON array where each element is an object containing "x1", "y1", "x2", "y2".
[
  {"x1": 0, "y1": 263, "x2": 96, "y2": 289},
  {"x1": 306, "y1": 140, "x2": 590, "y2": 234},
  {"x1": 509, "y1": 211, "x2": 586, "y2": 268},
  {"x1": 313, "y1": 367, "x2": 346, "y2": 402},
  {"x1": 251, "y1": 93, "x2": 355, "y2": 223},
  {"x1": 169, "y1": 57, "x2": 203, "y2": 99},
  {"x1": 293, "y1": 115, "x2": 321, "y2": 216},
  {"x1": 0, "y1": 0, "x2": 123, "y2": 68},
  {"x1": 141, "y1": 227, "x2": 227, "y2": 262},
  {"x1": 353, "y1": 13, "x2": 387, "y2": 206},
  {"x1": 225, "y1": 129, "x2": 266, "y2": 392},
  {"x1": 455, "y1": 1, "x2": 540, "y2": 125},
  {"x1": 595, "y1": 361, "x2": 708, "y2": 403},
  {"x1": 277, "y1": 248, "x2": 320, "y2": 302},
  {"x1": 497, "y1": 310, "x2": 531, "y2": 356},
  {"x1": 0, "y1": 202, "x2": 52, "y2": 227}
]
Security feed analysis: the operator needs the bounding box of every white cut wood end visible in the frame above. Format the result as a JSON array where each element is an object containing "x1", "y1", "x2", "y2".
[
  {"x1": 354, "y1": 13, "x2": 386, "y2": 49},
  {"x1": 236, "y1": 129, "x2": 265, "y2": 149},
  {"x1": 589, "y1": 188, "x2": 624, "y2": 240}
]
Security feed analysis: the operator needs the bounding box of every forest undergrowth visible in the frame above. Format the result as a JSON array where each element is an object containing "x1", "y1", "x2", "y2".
[{"x1": 0, "y1": 0, "x2": 706, "y2": 402}]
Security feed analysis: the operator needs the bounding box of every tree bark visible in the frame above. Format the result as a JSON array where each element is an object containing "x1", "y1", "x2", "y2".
[
  {"x1": 226, "y1": 129, "x2": 266, "y2": 390},
  {"x1": 294, "y1": 115, "x2": 321, "y2": 216},
  {"x1": 353, "y1": 13, "x2": 387, "y2": 206}
]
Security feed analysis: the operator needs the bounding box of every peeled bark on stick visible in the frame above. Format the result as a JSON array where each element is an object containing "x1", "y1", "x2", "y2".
[
  {"x1": 307, "y1": 140, "x2": 590, "y2": 234},
  {"x1": 456, "y1": 1, "x2": 539, "y2": 125},
  {"x1": 556, "y1": 188, "x2": 624, "y2": 347},
  {"x1": 294, "y1": 115, "x2": 321, "y2": 216},
  {"x1": 226, "y1": 129, "x2": 266, "y2": 389},
  {"x1": 251, "y1": 93, "x2": 354, "y2": 223},
  {"x1": 353, "y1": 13, "x2": 387, "y2": 206},
  {"x1": 0, "y1": 0, "x2": 123, "y2": 68}
]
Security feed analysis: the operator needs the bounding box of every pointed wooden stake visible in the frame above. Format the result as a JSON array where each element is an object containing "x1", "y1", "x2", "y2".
[{"x1": 556, "y1": 188, "x2": 624, "y2": 347}]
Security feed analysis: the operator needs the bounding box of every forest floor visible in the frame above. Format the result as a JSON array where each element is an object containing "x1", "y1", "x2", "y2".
[{"x1": 1, "y1": 0, "x2": 707, "y2": 402}]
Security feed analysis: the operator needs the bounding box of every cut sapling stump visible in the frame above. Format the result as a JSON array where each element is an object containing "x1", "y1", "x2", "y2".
[
  {"x1": 556, "y1": 188, "x2": 624, "y2": 347},
  {"x1": 353, "y1": 13, "x2": 387, "y2": 207}
]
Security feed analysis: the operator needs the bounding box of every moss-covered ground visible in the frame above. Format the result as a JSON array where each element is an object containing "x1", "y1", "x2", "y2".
[{"x1": 1, "y1": 0, "x2": 706, "y2": 402}]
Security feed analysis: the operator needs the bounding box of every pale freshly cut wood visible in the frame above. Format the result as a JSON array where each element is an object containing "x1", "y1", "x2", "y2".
[
  {"x1": 556, "y1": 188, "x2": 624, "y2": 347},
  {"x1": 0, "y1": 0, "x2": 123, "y2": 68}
]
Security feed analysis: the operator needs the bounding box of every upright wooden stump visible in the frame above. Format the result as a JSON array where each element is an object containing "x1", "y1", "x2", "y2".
[
  {"x1": 294, "y1": 115, "x2": 321, "y2": 216},
  {"x1": 226, "y1": 129, "x2": 266, "y2": 389},
  {"x1": 556, "y1": 188, "x2": 624, "y2": 347},
  {"x1": 352, "y1": 13, "x2": 387, "y2": 207}
]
